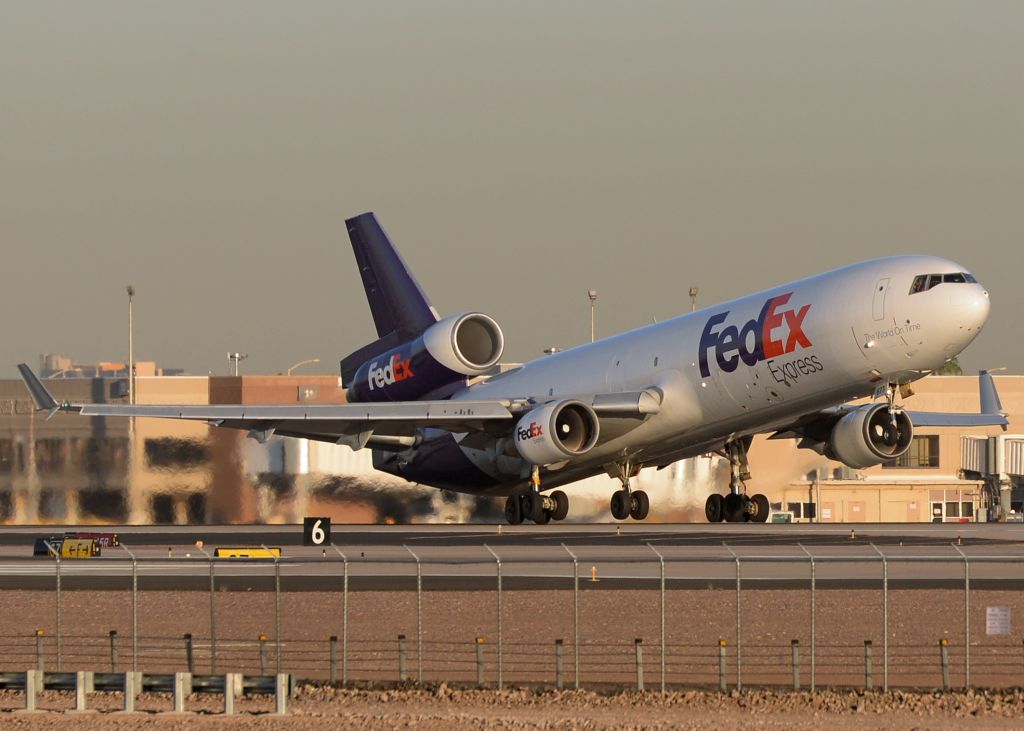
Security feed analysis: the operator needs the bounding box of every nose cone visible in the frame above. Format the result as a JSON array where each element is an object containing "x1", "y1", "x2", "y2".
[{"x1": 950, "y1": 284, "x2": 990, "y2": 341}]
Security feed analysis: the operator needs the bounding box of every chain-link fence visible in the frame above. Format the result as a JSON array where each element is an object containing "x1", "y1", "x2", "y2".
[{"x1": 4, "y1": 541, "x2": 1024, "y2": 690}]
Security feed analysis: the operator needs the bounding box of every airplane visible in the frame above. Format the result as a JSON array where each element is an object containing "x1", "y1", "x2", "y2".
[{"x1": 18, "y1": 212, "x2": 1007, "y2": 524}]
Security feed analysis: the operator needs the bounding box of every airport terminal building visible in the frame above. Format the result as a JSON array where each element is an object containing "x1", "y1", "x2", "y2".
[{"x1": 0, "y1": 361, "x2": 1020, "y2": 525}]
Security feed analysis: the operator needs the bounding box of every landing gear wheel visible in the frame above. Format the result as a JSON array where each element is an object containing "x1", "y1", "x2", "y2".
[
  {"x1": 504, "y1": 495, "x2": 523, "y2": 525},
  {"x1": 629, "y1": 490, "x2": 650, "y2": 520},
  {"x1": 705, "y1": 494, "x2": 724, "y2": 523},
  {"x1": 610, "y1": 490, "x2": 631, "y2": 520},
  {"x1": 750, "y1": 493, "x2": 770, "y2": 523},
  {"x1": 723, "y1": 493, "x2": 746, "y2": 523},
  {"x1": 550, "y1": 490, "x2": 570, "y2": 521},
  {"x1": 523, "y1": 492, "x2": 545, "y2": 523},
  {"x1": 535, "y1": 509, "x2": 551, "y2": 525}
]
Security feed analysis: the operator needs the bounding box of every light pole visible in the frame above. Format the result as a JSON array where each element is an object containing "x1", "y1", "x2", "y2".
[
  {"x1": 286, "y1": 357, "x2": 320, "y2": 376},
  {"x1": 689, "y1": 287, "x2": 699, "y2": 313},
  {"x1": 227, "y1": 352, "x2": 248, "y2": 376},
  {"x1": 126, "y1": 286, "x2": 135, "y2": 404},
  {"x1": 587, "y1": 289, "x2": 598, "y2": 342}
]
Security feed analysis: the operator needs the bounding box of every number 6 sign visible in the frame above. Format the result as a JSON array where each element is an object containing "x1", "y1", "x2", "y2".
[{"x1": 303, "y1": 517, "x2": 331, "y2": 546}]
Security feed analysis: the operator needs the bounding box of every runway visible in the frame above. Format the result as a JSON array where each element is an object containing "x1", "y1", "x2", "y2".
[{"x1": 1, "y1": 522, "x2": 1022, "y2": 590}]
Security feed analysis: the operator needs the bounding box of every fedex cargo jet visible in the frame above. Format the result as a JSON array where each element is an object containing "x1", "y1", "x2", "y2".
[{"x1": 18, "y1": 213, "x2": 1007, "y2": 524}]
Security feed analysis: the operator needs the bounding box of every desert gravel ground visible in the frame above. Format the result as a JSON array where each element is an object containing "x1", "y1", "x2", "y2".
[{"x1": 1, "y1": 686, "x2": 1024, "y2": 729}]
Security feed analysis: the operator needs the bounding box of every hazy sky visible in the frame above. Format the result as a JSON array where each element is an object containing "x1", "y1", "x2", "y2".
[{"x1": 2, "y1": 2, "x2": 1022, "y2": 378}]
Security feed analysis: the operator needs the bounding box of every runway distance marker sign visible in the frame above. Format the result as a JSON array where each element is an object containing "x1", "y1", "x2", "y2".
[{"x1": 303, "y1": 517, "x2": 331, "y2": 546}]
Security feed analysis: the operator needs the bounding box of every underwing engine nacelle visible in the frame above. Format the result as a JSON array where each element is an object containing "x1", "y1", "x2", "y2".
[
  {"x1": 348, "y1": 312, "x2": 504, "y2": 402},
  {"x1": 827, "y1": 403, "x2": 914, "y2": 469},
  {"x1": 513, "y1": 400, "x2": 600, "y2": 466}
]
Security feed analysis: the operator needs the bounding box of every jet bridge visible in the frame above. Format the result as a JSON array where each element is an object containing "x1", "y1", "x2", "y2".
[{"x1": 961, "y1": 435, "x2": 1024, "y2": 519}]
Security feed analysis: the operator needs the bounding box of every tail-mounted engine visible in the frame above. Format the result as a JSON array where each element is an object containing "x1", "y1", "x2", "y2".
[
  {"x1": 513, "y1": 400, "x2": 600, "y2": 466},
  {"x1": 347, "y1": 312, "x2": 504, "y2": 402},
  {"x1": 827, "y1": 403, "x2": 914, "y2": 469}
]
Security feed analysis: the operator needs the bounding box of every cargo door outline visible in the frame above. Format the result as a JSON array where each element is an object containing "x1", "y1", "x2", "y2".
[{"x1": 873, "y1": 277, "x2": 891, "y2": 321}]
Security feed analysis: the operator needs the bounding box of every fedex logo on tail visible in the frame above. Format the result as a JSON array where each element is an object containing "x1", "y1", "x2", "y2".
[
  {"x1": 698, "y1": 293, "x2": 812, "y2": 378},
  {"x1": 368, "y1": 353, "x2": 414, "y2": 391}
]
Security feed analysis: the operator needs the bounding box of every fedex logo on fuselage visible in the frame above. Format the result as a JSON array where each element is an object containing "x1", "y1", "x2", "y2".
[
  {"x1": 698, "y1": 292, "x2": 812, "y2": 378},
  {"x1": 367, "y1": 353, "x2": 414, "y2": 391}
]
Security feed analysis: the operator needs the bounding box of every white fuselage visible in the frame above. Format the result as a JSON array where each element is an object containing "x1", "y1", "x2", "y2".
[{"x1": 450, "y1": 255, "x2": 989, "y2": 489}]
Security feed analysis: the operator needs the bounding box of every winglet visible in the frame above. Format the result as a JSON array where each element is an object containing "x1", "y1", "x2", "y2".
[
  {"x1": 17, "y1": 363, "x2": 67, "y2": 420},
  {"x1": 979, "y1": 370, "x2": 1004, "y2": 416}
]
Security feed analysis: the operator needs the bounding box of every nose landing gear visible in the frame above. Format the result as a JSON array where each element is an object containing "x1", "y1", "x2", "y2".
[{"x1": 704, "y1": 438, "x2": 770, "y2": 523}]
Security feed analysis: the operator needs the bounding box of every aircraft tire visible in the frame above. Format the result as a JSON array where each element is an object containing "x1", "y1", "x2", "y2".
[
  {"x1": 705, "y1": 494, "x2": 724, "y2": 523},
  {"x1": 610, "y1": 490, "x2": 631, "y2": 520},
  {"x1": 523, "y1": 491, "x2": 545, "y2": 522},
  {"x1": 550, "y1": 490, "x2": 570, "y2": 521},
  {"x1": 723, "y1": 493, "x2": 745, "y2": 523},
  {"x1": 630, "y1": 490, "x2": 650, "y2": 520},
  {"x1": 504, "y1": 496, "x2": 523, "y2": 525},
  {"x1": 535, "y1": 509, "x2": 551, "y2": 525},
  {"x1": 750, "y1": 493, "x2": 770, "y2": 523}
]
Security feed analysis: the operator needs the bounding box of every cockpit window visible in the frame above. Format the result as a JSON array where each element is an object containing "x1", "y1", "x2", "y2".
[{"x1": 909, "y1": 272, "x2": 977, "y2": 294}]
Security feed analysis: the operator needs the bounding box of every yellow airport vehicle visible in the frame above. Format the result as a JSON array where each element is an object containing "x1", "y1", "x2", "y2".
[
  {"x1": 213, "y1": 546, "x2": 282, "y2": 558},
  {"x1": 60, "y1": 539, "x2": 101, "y2": 558}
]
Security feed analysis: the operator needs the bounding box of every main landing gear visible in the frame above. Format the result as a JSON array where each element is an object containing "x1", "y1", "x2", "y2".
[
  {"x1": 504, "y1": 466, "x2": 570, "y2": 525},
  {"x1": 609, "y1": 462, "x2": 649, "y2": 521},
  {"x1": 705, "y1": 438, "x2": 770, "y2": 523}
]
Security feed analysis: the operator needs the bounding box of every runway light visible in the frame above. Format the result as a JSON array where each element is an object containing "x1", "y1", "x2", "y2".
[
  {"x1": 590, "y1": 566, "x2": 599, "y2": 582},
  {"x1": 957, "y1": 536, "x2": 962, "y2": 546},
  {"x1": 849, "y1": 529, "x2": 856, "y2": 540},
  {"x1": 195, "y1": 540, "x2": 204, "y2": 549},
  {"x1": 616, "y1": 526, "x2": 621, "y2": 537}
]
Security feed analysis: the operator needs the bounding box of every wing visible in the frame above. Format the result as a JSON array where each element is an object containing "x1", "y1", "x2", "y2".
[
  {"x1": 17, "y1": 364, "x2": 662, "y2": 450},
  {"x1": 769, "y1": 370, "x2": 1008, "y2": 446},
  {"x1": 18, "y1": 363, "x2": 517, "y2": 449}
]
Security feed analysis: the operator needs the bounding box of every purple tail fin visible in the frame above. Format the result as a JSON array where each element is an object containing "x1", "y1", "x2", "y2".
[{"x1": 340, "y1": 213, "x2": 439, "y2": 384}]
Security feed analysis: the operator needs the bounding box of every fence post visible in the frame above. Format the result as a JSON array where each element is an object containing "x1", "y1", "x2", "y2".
[
  {"x1": 185, "y1": 633, "x2": 195, "y2": 674},
  {"x1": 648, "y1": 544, "x2": 667, "y2": 692},
  {"x1": 224, "y1": 673, "x2": 238, "y2": 715},
  {"x1": 791, "y1": 639, "x2": 800, "y2": 690},
  {"x1": 718, "y1": 639, "x2": 727, "y2": 692},
  {"x1": 123, "y1": 671, "x2": 139, "y2": 712},
  {"x1": 953, "y1": 544, "x2": 971, "y2": 688},
  {"x1": 475, "y1": 637, "x2": 485, "y2": 687},
  {"x1": 635, "y1": 638, "x2": 645, "y2": 691},
  {"x1": 196, "y1": 546, "x2": 217, "y2": 674},
  {"x1": 798, "y1": 544, "x2": 816, "y2": 692},
  {"x1": 870, "y1": 544, "x2": 889, "y2": 691},
  {"x1": 398, "y1": 634, "x2": 407, "y2": 681},
  {"x1": 75, "y1": 670, "x2": 88, "y2": 711},
  {"x1": 555, "y1": 639, "x2": 564, "y2": 689},
  {"x1": 275, "y1": 673, "x2": 289, "y2": 715},
  {"x1": 865, "y1": 640, "x2": 873, "y2": 689},
  {"x1": 331, "y1": 545, "x2": 349, "y2": 686},
  {"x1": 723, "y1": 543, "x2": 742, "y2": 690},
  {"x1": 485, "y1": 545, "x2": 503, "y2": 690},
  {"x1": 405, "y1": 546, "x2": 424, "y2": 684},
  {"x1": 25, "y1": 669, "x2": 41, "y2": 711},
  {"x1": 329, "y1": 636, "x2": 338, "y2": 683},
  {"x1": 46, "y1": 541, "x2": 62, "y2": 672},
  {"x1": 259, "y1": 634, "x2": 269, "y2": 675},
  {"x1": 35, "y1": 629, "x2": 44, "y2": 672},
  {"x1": 173, "y1": 672, "x2": 189, "y2": 713},
  {"x1": 109, "y1": 629, "x2": 118, "y2": 672},
  {"x1": 261, "y1": 545, "x2": 282, "y2": 676},
  {"x1": 562, "y1": 544, "x2": 580, "y2": 689},
  {"x1": 940, "y1": 638, "x2": 950, "y2": 690},
  {"x1": 120, "y1": 544, "x2": 140, "y2": 672}
]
